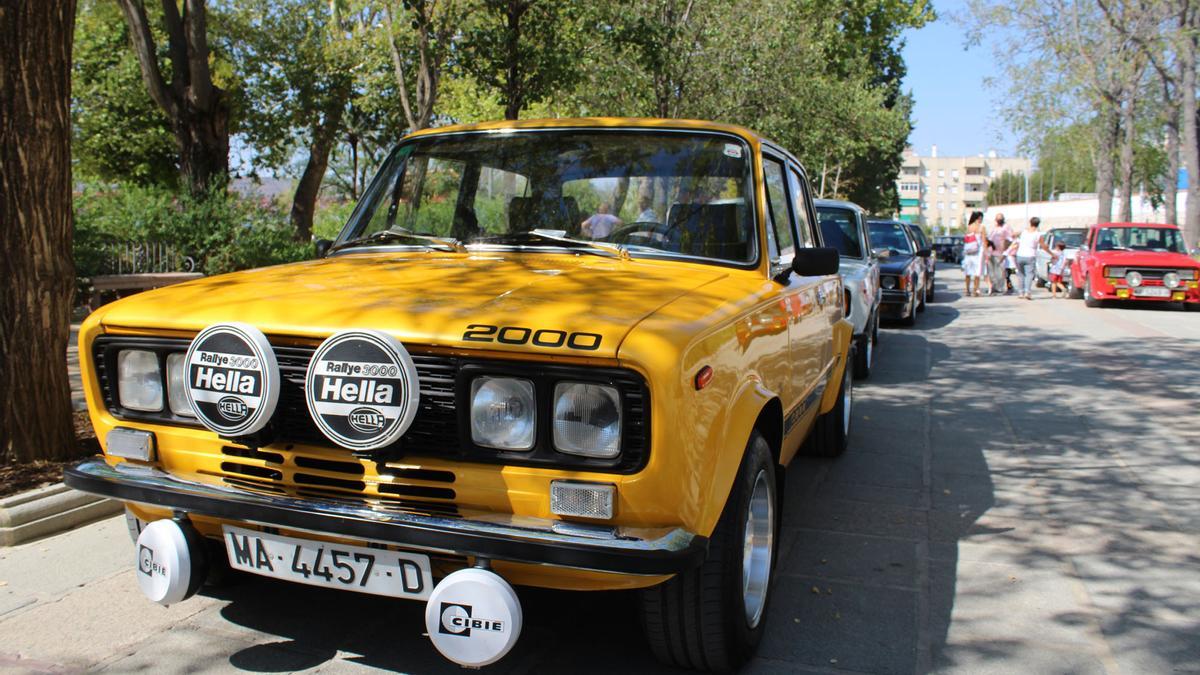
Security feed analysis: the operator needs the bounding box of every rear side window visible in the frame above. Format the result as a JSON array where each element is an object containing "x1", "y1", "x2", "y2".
[
  {"x1": 786, "y1": 168, "x2": 817, "y2": 248},
  {"x1": 816, "y1": 207, "x2": 864, "y2": 258}
]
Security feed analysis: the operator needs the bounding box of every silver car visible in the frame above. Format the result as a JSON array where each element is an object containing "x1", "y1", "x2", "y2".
[{"x1": 816, "y1": 199, "x2": 881, "y2": 379}]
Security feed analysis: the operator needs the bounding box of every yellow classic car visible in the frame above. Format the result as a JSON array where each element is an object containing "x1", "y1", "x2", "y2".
[{"x1": 66, "y1": 117, "x2": 853, "y2": 671}]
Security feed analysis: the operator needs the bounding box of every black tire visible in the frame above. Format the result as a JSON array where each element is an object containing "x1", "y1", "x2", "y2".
[
  {"x1": 1067, "y1": 273, "x2": 1083, "y2": 299},
  {"x1": 852, "y1": 330, "x2": 872, "y2": 379},
  {"x1": 640, "y1": 432, "x2": 777, "y2": 672},
  {"x1": 925, "y1": 276, "x2": 935, "y2": 303},
  {"x1": 802, "y1": 361, "x2": 852, "y2": 457},
  {"x1": 900, "y1": 299, "x2": 916, "y2": 326},
  {"x1": 1084, "y1": 276, "x2": 1101, "y2": 308},
  {"x1": 916, "y1": 277, "x2": 926, "y2": 313}
]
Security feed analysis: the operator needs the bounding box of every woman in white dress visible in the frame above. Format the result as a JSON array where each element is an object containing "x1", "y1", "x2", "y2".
[{"x1": 960, "y1": 211, "x2": 985, "y2": 297}]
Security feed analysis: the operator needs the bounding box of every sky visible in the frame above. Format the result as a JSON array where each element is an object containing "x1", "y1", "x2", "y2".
[{"x1": 900, "y1": 0, "x2": 1020, "y2": 158}]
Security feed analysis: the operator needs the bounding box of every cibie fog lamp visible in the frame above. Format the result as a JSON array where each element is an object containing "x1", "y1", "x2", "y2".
[
  {"x1": 1125, "y1": 271, "x2": 1143, "y2": 288},
  {"x1": 470, "y1": 377, "x2": 536, "y2": 450}
]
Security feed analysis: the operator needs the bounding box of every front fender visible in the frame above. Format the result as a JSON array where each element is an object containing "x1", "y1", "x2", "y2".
[{"x1": 817, "y1": 317, "x2": 853, "y2": 415}]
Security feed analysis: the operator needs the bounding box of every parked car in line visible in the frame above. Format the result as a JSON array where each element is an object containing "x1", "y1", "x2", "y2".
[
  {"x1": 1036, "y1": 227, "x2": 1087, "y2": 289},
  {"x1": 933, "y1": 235, "x2": 964, "y2": 264},
  {"x1": 1069, "y1": 222, "x2": 1200, "y2": 309},
  {"x1": 65, "y1": 117, "x2": 855, "y2": 672},
  {"x1": 902, "y1": 222, "x2": 937, "y2": 304},
  {"x1": 868, "y1": 219, "x2": 931, "y2": 326},
  {"x1": 816, "y1": 199, "x2": 881, "y2": 379}
]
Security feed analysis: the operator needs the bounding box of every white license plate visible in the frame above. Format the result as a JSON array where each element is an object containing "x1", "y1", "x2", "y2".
[
  {"x1": 1134, "y1": 286, "x2": 1171, "y2": 298},
  {"x1": 223, "y1": 526, "x2": 432, "y2": 599}
]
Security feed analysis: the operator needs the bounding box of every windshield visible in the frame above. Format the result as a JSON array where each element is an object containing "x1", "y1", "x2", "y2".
[
  {"x1": 1053, "y1": 229, "x2": 1086, "y2": 248},
  {"x1": 336, "y1": 130, "x2": 757, "y2": 265},
  {"x1": 816, "y1": 207, "x2": 864, "y2": 258},
  {"x1": 1095, "y1": 227, "x2": 1185, "y2": 253},
  {"x1": 867, "y1": 221, "x2": 914, "y2": 254}
]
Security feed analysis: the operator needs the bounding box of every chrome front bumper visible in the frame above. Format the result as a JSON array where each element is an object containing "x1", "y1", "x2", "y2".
[{"x1": 65, "y1": 459, "x2": 705, "y2": 575}]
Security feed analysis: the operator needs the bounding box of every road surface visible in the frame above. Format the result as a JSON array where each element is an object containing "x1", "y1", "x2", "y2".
[{"x1": 4, "y1": 266, "x2": 1199, "y2": 673}]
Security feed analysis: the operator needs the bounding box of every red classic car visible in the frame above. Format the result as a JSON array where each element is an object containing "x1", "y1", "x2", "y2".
[{"x1": 1070, "y1": 222, "x2": 1200, "y2": 309}]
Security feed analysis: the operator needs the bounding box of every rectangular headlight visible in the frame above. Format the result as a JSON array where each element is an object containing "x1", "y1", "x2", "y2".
[
  {"x1": 550, "y1": 481, "x2": 615, "y2": 519},
  {"x1": 166, "y1": 353, "x2": 195, "y2": 417},
  {"x1": 118, "y1": 350, "x2": 163, "y2": 412},
  {"x1": 553, "y1": 382, "x2": 622, "y2": 458},
  {"x1": 470, "y1": 376, "x2": 536, "y2": 450}
]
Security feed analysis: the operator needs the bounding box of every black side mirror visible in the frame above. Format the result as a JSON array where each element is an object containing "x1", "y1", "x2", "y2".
[
  {"x1": 314, "y1": 238, "x2": 333, "y2": 258},
  {"x1": 791, "y1": 247, "x2": 840, "y2": 276},
  {"x1": 916, "y1": 248, "x2": 932, "y2": 258}
]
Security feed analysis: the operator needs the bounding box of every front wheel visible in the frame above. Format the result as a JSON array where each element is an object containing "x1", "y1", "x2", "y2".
[
  {"x1": 640, "y1": 432, "x2": 777, "y2": 672},
  {"x1": 1084, "y1": 276, "x2": 1101, "y2": 308},
  {"x1": 802, "y1": 359, "x2": 852, "y2": 457},
  {"x1": 1067, "y1": 272, "x2": 1083, "y2": 299}
]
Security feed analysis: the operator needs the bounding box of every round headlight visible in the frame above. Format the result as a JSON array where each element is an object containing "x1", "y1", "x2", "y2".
[
  {"x1": 1125, "y1": 271, "x2": 1143, "y2": 287},
  {"x1": 1163, "y1": 272, "x2": 1181, "y2": 289},
  {"x1": 470, "y1": 377, "x2": 536, "y2": 450},
  {"x1": 553, "y1": 382, "x2": 622, "y2": 458},
  {"x1": 881, "y1": 276, "x2": 897, "y2": 290}
]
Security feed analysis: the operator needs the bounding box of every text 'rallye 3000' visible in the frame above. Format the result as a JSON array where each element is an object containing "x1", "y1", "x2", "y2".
[{"x1": 66, "y1": 117, "x2": 855, "y2": 671}]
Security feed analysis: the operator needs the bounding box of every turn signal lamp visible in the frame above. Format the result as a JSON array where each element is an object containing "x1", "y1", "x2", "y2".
[
  {"x1": 1116, "y1": 289, "x2": 1131, "y2": 299},
  {"x1": 695, "y1": 365, "x2": 714, "y2": 391},
  {"x1": 1173, "y1": 292, "x2": 1186, "y2": 301},
  {"x1": 898, "y1": 275, "x2": 911, "y2": 290},
  {"x1": 550, "y1": 481, "x2": 615, "y2": 519}
]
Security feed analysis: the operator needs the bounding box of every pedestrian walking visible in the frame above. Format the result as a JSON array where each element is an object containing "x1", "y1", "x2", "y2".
[
  {"x1": 1048, "y1": 241, "x2": 1068, "y2": 298},
  {"x1": 986, "y1": 212, "x2": 1013, "y2": 295},
  {"x1": 1014, "y1": 217, "x2": 1051, "y2": 299},
  {"x1": 961, "y1": 211, "x2": 986, "y2": 297}
]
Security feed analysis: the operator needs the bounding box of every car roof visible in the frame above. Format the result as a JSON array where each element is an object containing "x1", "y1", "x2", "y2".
[
  {"x1": 404, "y1": 117, "x2": 767, "y2": 145},
  {"x1": 814, "y1": 198, "x2": 866, "y2": 213},
  {"x1": 1093, "y1": 222, "x2": 1180, "y2": 230}
]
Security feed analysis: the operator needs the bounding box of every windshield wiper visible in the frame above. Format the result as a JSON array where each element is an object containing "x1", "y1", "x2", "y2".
[
  {"x1": 471, "y1": 230, "x2": 630, "y2": 260},
  {"x1": 331, "y1": 229, "x2": 465, "y2": 253}
]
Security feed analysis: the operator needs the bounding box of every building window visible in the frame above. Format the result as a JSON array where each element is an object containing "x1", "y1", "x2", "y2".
[
  {"x1": 937, "y1": 202, "x2": 944, "y2": 210},
  {"x1": 967, "y1": 167, "x2": 983, "y2": 176},
  {"x1": 938, "y1": 169, "x2": 945, "y2": 178},
  {"x1": 951, "y1": 169, "x2": 959, "y2": 179},
  {"x1": 937, "y1": 186, "x2": 945, "y2": 194},
  {"x1": 950, "y1": 201, "x2": 958, "y2": 210},
  {"x1": 950, "y1": 217, "x2": 958, "y2": 228},
  {"x1": 924, "y1": 169, "x2": 931, "y2": 177},
  {"x1": 951, "y1": 186, "x2": 958, "y2": 194}
]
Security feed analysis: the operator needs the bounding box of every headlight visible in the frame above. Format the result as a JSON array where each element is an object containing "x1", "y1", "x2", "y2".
[
  {"x1": 1125, "y1": 271, "x2": 1143, "y2": 287},
  {"x1": 118, "y1": 350, "x2": 162, "y2": 412},
  {"x1": 166, "y1": 353, "x2": 195, "y2": 417},
  {"x1": 553, "y1": 382, "x2": 622, "y2": 458},
  {"x1": 470, "y1": 377, "x2": 536, "y2": 450},
  {"x1": 1163, "y1": 272, "x2": 1181, "y2": 289},
  {"x1": 881, "y1": 276, "x2": 897, "y2": 290}
]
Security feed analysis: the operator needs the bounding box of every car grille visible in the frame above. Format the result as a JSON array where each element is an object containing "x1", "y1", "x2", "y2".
[
  {"x1": 93, "y1": 336, "x2": 650, "y2": 473},
  {"x1": 1125, "y1": 268, "x2": 1169, "y2": 280}
]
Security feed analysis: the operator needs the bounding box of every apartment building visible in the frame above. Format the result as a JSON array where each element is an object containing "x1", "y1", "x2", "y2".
[{"x1": 896, "y1": 146, "x2": 1032, "y2": 232}]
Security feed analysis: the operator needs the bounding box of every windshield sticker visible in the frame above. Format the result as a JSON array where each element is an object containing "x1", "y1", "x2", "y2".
[
  {"x1": 305, "y1": 330, "x2": 420, "y2": 451},
  {"x1": 185, "y1": 323, "x2": 280, "y2": 436},
  {"x1": 723, "y1": 143, "x2": 743, "y2": 158}
]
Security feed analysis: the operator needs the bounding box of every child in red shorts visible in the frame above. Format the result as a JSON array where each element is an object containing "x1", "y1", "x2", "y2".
[{"x1": 1048, "y1": 242, "x2": 1068, "y2": 298}]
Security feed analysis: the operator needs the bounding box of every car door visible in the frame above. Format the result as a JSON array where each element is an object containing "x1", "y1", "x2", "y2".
[{"x1": 761, "y1": 153, "x2": 826, "y2": 455}]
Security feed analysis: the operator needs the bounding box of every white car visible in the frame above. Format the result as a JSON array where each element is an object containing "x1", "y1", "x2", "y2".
[
  {"x1": 816, "y1": 199, "x2": 881, "y2": 378},
  {"x1": 1036, "y1": 227, "x2": 1087, "y2": 286}
]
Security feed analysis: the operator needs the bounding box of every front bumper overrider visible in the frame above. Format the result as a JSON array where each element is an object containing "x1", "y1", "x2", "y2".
[{"x1": 65, "y1": 459, "x2": 706, "y2": 576}]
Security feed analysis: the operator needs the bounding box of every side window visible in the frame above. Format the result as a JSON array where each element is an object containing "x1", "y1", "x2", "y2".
[
  {"x1": 786, "y1": 168, "x2": 816, "y2": 248},
  {"x1": 762, "y1": 157, "x2": 796, "y2": 262}
]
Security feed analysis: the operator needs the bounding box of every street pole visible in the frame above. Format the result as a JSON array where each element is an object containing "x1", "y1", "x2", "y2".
[{"x1": 1024, "y1": 170, "x2": 1030, "y2": 222}]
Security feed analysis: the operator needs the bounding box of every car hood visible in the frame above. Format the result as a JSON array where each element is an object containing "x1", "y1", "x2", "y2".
[
  {"x1": 878, "y1": 254, "x2": 917, "y2": 274},
  {"x1": 93, "y1": 252, "x2": 729, "y2": 359},
  {"x1": 1089, "y1": 250, "x2": 1199, "y2": 268}
]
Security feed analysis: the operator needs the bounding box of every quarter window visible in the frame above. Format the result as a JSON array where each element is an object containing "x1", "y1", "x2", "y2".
[
  {"x1": 787, "y1": 168, "x2": 816, "y2": 248},
  {"x1": 762, "y1": 157, "x2": 795, "y2": 261}
]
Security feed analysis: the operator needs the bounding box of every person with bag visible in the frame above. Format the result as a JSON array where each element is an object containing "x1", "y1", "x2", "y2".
[{"x1": 960, "y1": 211, "x2": 986, "y2": 297}]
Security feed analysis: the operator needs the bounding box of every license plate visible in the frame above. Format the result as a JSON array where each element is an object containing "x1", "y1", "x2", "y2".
[
  {"x1": 223, "y1": 526, "x2": 432, "y2": 599},
  {"x1": 1134, "y1": 286, "x2": 1171, "y2": 298}
]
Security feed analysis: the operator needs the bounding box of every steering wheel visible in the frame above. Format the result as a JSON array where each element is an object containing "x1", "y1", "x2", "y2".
[{"x1": 609, "y1": 221, "x2": 672, "y2": 247}]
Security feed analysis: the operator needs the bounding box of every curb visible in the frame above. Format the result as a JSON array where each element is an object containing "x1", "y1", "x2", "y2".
[{"x1": 0, "y1": 483, "x2": 123, "y2": 546}]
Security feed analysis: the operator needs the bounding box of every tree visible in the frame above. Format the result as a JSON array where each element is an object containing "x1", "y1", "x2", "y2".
[
  {"x1": 1, "y1": 0, "x2": 78, "y2": 463},
  {"x1": 73, "y1": 0, "x2": 178, "y2": 187},
  {"x1": 115, "y1": 0, "x2": 231, "y2": 195},
  {"x1": 383, "y1": 0, "x2": 463, "y2": 132},
  {"x1": 458, "y1": 0, "x2": 583, "y2": 120}
]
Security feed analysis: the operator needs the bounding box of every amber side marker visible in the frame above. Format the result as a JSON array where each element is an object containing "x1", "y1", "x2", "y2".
[{"x1": 695, "y1": 365, "x2": 714, "y2": 390}]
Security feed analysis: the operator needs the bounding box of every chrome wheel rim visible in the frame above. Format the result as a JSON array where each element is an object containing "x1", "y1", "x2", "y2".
[
  {"x1": 742, "y1": 469, "x2": 774, "y2": 629},
  {"x1": 865, "y1": 332, "x2": 874, "y2": 369},
  {"x1": 842, "y1": 366, "x2": 853, "y2": 435}
]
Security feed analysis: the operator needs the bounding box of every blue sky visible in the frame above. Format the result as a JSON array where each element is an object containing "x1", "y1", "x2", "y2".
[{"x1": 901, "y1": 0, "x2": 1018, "y2": 157}]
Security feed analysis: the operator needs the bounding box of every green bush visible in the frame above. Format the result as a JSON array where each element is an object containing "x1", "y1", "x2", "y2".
[{"x1": 74, "y1": 184, "x2": 314, "y2": 289}]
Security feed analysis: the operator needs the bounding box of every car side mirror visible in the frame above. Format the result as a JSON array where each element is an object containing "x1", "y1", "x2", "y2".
[
  {"x1": 916, "y1": 248, "x2": 932, "y2": 258},
  {"x1": 314, "y1": 238, "x2": 333, "y2": 258},
  {"x1": 791, "y1": 247, "x2": 840, "y2": 276}
]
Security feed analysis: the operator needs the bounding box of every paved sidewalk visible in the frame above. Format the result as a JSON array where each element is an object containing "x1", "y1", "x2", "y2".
[{"x1": 5, "y1": 267, "x2": 1200, "y2": 673}]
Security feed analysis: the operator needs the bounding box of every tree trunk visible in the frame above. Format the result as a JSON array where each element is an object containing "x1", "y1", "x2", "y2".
[
  {"x1": 1117, "y1": 92, "x2": 1137, "y2": 222},
  {"x1": 503, "y1": 0, "x2": 524, "y2": 120},
  {"x1": 608, "y1": 177, "x2": 630, "y2": 215},
  {"x1": 1183, "y1": 15, "x2": 1200, "y2": 246},
  {"x1": 176, "y1": 100, "x2": 231, "y2": 195},
  {"x1": 1164, "y1": 95, "x2": 1180, "y2": 226},
  {"x1": 1095, "y1": 108, "x2": 1119, "y2": 224},
  {"x1": 0, "y1": 0, "x2": 79, "y2": 463},
  {"x1": 291, "y1": 101, "x2": 347, "y2": 241}
]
